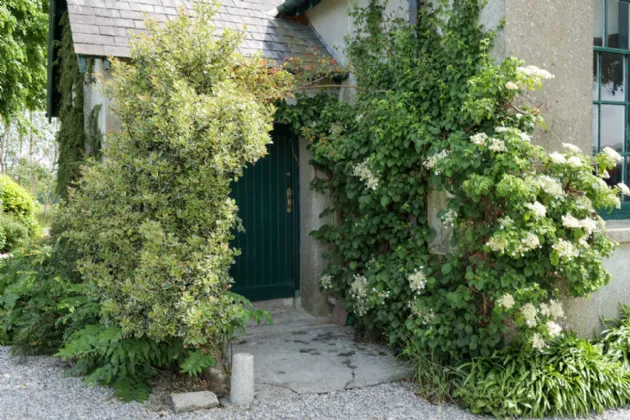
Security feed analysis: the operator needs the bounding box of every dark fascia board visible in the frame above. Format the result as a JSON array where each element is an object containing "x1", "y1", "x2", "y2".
[{"x1": 276, "y1": 0, "x2": 322, "y2": 16}]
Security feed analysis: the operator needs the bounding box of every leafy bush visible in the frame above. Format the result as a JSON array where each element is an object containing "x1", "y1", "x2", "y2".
[
  {"x1": 0, "y1": 246, "x2": 71, "y2": 352},
  {"x1": 456, "y1": 334, "x2": 630, "y2": 418},
  {"x1": 0, "y1": 175, "x2": 38, "y2": 236},
  {"x1": 0, "y1": 214, "x2": 30, "y2": 251}
]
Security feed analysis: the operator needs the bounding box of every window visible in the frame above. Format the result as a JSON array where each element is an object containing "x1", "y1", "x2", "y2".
[{"x1": 593, "y1": 0, "x2": 630, "y2": 218}]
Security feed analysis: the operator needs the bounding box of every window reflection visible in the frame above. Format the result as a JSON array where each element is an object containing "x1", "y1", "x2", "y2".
[
  {"x1": 601, "y1": 53, "x2": 625, "y2": 101},
  {"x1": 601, "y1": 105, "x2": 625, "y2": 153},
  {"x1": 607, "y1": 0, "x2": 630, "y2": 49}
]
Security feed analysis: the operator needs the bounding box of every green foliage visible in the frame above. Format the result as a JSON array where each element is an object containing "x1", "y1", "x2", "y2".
[
  {"x1": 599, "y1": 305, "x2": 630, "y2": 370},
  {"x1": 57, "y1": 324, "x2": 186, "y2": 402},
  {"x1": 0, "y1": 214, "x2": 30, "y2": 251},
  {"x1": 278, "y1": 0, "x2": 620, "y2": 362},
  {"x1": 456, "y1": 334, "x2": 630, "y2": 418},
  {"x1": 0, "y1": 174, "x2": 38, "y2": 236},
  {"x1": 57, "y1": 3, "x2": 288, "y2": 351},
  {"x1": 0, "y1": 0, "x2": 47, "y2": 120},
  {"x1": 54, "y1": 13, "x2": 86, "y2": 200},
  {"x1": 0, "y1": 246, "x2": 72, "y2": 352}
]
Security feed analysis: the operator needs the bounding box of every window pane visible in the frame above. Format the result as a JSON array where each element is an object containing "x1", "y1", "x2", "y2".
[
  {"x1": 595, "y1": 0, "x2": 604, "y2": 46},
  {"x1": 594, "y1": 53, "x2": 600, "y2": 100},
  {"x1": 607, "y1": 0, "x2": 630, "y2": 48},
  {"x1": 601, "y1": 104, "x2": 625, "y2": 153},
  {"x1": 593, "y1": 104, "x2": 599, "y2": 155},
  {"x1": 601, "y1": 53, "x2": 625, "y2": 101}
]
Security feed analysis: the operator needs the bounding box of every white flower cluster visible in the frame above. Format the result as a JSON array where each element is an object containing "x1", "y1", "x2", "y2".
[
  {"x1": 319, "y1": 274, "x2": 333, "y2": 290},
  {"x1": 411, "y1": 305, "x2": 436, "y2": 325},
  {"x1": 562, "y1": 143, "x2": 582, "y2": 153},
  {"x1": 408, "y1": 268, "x2": 427, "y2": 294},
  {"x1": 521, "y1": 303, "x2": 538, "y2": 327},
  {"x1": 531, "y1": 333, "x2": 547, "y2": 350},
  {"x1": 350, "y1": 274, "x2": 369, "y2": 316},
  {"x1": 546, "y1": 320, "x2": 562, "y2": 337},
  {"x1": 602, "y1": 146, "x2": 623, "y2": 163},
  {"x1": 505, "y1": 81, "x2": 519, "y2": 90},
  {"x1": 470, "y1": 132, "x2": 488, "y2": 145},
  {"x1": 575, "y1": 196, "x2": 594, "y2": 212},
  {"x1": 442, "y1": 209, "x2": 458, "y2": 227},
  {"x1": 540, "y1": 300, "x2": 565, "y2": 319},
  {"x1": 549, "y1": 152, "x2": 566, "y2": 164},
  {"x1": 353, "y1": 159, "x2": 379, "y2": 191},
  {"x1": 498, "y1": 216, "x2": 515, "y2": 229},
  {"x1": 562, "y1": 214, "x2": 598, "y2": 235},
  {"x1": 617, "y1": 183, "x2": 630, "y2": 196},
  {"x1": 515, "y1": 232, "x2": 541, "y2": 255},
  {"x1": 489, "y1": 138, "x2": 507, "y2": 153},
  {"x1": 423, "y1": 150, "x2": 450, "y2": 173},
  {"x1": 497, "y1": 293, "x2": 515, "y2": 309},
  {"x1": 538, "y1": 175, "x2": 564, "y2": 197},
  {"x1": 552, "y1": 238, "x2": 580, "y2": 261},
  {"x1": 516, "y1": 65, "x2": 555, "y2": 80},
  {"x1": 487, "y1": 235, "x2": 508, "y2": 254},
  {"x1": 525, "y1": 201, "x2": 546, "y2": 218}
]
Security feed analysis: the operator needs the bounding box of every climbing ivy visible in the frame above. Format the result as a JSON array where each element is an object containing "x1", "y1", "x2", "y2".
[
  {"x1": 54, "y1": 13, "x2": 86, "y2": 200},
  {"x1": 277, "y1": 0, "x2": 622, "y2": 361}
]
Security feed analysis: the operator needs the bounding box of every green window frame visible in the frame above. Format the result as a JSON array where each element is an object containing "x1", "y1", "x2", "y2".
[{"x1": 593, "y1": 0, "x2": 630, "y2": 219}]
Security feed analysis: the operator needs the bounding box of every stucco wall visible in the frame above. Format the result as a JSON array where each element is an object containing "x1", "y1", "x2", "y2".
[
  {"x1": 564, "y1": 230, "x2": 630, "y2": 337},
  {"x1": 494, "y1": 0, "x2": 594, "y2": 153},
  {"x1": 83, "y1": 58, "x2": 120, "y2": 153},
  {"x1": 299, "y1": 137, "x2": 332, "y2": 315}
]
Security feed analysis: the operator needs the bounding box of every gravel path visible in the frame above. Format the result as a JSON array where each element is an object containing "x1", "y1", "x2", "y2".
[{"x1": 2, "y1": 346, "x2": 630, "y2": 420}]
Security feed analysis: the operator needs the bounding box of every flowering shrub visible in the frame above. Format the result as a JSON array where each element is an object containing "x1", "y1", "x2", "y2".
[{"x1": 278, "y1": 0, "x2": 622, "y2": 360}]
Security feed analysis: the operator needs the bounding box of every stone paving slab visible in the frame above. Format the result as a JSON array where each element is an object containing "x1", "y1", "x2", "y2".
[{"x1": 234, "y1": 311, "x2": 413, "y2": 402}]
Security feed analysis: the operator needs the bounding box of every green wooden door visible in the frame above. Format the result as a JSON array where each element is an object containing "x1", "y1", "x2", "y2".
[{"x1": 230, "y1": 126, "x2": 300, "y2": 301}]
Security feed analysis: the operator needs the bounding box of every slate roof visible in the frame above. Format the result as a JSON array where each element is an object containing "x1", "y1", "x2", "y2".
[{"x1": 65, "y1": 0, "x2": 328, "y2": 61}]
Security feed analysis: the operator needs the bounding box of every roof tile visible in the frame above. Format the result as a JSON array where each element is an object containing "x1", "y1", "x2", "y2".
[{"x1": 66, "y1": 0, "x2": 329, "y2": 62}]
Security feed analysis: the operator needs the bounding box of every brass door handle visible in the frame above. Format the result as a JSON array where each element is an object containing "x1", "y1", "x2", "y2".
[{"x1": 287, "y1": 187, "x2": 292, "y2": 213}]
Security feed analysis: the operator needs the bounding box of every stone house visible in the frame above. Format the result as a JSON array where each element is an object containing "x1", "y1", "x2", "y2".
[{"x1": 47, "y1": 0, "x2": 630, "y2": 336}]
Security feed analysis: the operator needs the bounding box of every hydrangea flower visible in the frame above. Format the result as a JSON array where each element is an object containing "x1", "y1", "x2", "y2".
[
  {"x1": 350, "y1": 274, "x2": 369, "y2": 316},
  {"x1": 549, "y1": 300, "x2": 565, "y2": 319},
  {"x1": 580, "y1": 218, "x2": 597, "y2": 235},
  {"x1": 408, "y1": 269, "x2": 427, "y2": 294},
  {"x1": 353, "y1": 159, "x2": 379, "y2": 190},
  {"x1": 547, "y1": 321, "x2": 562, "y2": 337},
  {"x1": 489, "y1": 138, "x2": 507, "y2": 153},
  {"x1": 531, "y1": 332, "x2": 547, "y2": 350},
  {"x1": 521, "y1": 303, "x2": 538, "y2": 327},
  {"x1": 553, "y1": 239, "x2": 580, "y2": 261},
  {"x1": 525, "y1": 201, "x2": 546, "y2": 218},
  {"x1": 538, "y1": 175, "x2": 564, "y2": 197},
  {"x1": 562, "y1": 143, "x2": 581, "y2": 153},
  {"x1": 495, "y1": 126, "x2": 510, "y2": 133},
  {"x1": 618, "y1": 183, "x2": 630, "y2": 196},
  {"x1": 497, "y1": 293, "x2": 515, "y2": 309},
  {"x1": 319, "y1": 274, "x2": 333, "y2": 290},
  {"x1": 423, "y1": 150, "x2": 450, "y2": 172},
  {"x1": 566, "y1": 156, "x2": 583, "y2": 168},
  {"x1": 505, "y1": 81, "x2": 519, "y2": 90},
  {"x1": 602, "y1": 147, "x2": 623, "y2": 163},
  {"x1": 470, "y1": 132, "x2": 488, "y2": 145},
  {"x1": 549, "y1": 152, "x2": 567, "y2": 164},
  {"x1": 487, "y1": 235, "x2": 508, "y2": 254},
  {"x1": 442, "y1": 209, "x2": 457, "y2": 226},
  {"x1": 516, "y1": 65, "x2": 555, "y2": 80},
  {"x1": 562, "y1": 214, "x2": 581, "y2": 229}
]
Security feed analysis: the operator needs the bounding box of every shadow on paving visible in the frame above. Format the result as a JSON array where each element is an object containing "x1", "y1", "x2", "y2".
[{"x1": 234, "y1": 309, "x2": 413, "y2": 403}]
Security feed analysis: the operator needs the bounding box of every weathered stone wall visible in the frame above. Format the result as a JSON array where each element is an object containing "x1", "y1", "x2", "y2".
[{"x1": 83, "y1": 58, "x2": 120, "y2": 152}]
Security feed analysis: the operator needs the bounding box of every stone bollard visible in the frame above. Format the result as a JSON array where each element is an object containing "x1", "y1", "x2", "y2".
[{"x1": 230, "y1": 353, "x2": 254, "y2": 406}]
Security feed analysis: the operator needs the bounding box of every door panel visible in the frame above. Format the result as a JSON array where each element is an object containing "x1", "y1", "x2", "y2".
[{"x1": 230, "y1": 126, "x2": 300, "y2": 301}]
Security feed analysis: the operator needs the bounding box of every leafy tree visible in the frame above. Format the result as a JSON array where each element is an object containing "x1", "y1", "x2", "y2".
[
  {"x1": 58, "y1": 3, "x2": 291, "y2": 349},
  {"x1": 0, "y1": 0, "x2": 48, "y2": 172}
]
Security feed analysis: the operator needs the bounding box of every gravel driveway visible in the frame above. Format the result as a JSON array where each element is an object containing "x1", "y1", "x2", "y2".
[{"x1": 2, "y1": 346, "x2": 630, "y2": 420}]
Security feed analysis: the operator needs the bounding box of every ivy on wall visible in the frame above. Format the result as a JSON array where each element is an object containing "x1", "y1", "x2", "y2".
[
  {"x1": 277, "y1": 0, "x2": 622, "y2": 362},
  {"x1": 54, "y1": 13, "x2": 87, "y2": 200}
]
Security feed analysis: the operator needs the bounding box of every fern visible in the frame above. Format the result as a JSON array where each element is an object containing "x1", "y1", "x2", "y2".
[{"x1": 180, "y1": 349, "x2": 216, "y2": 376}]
